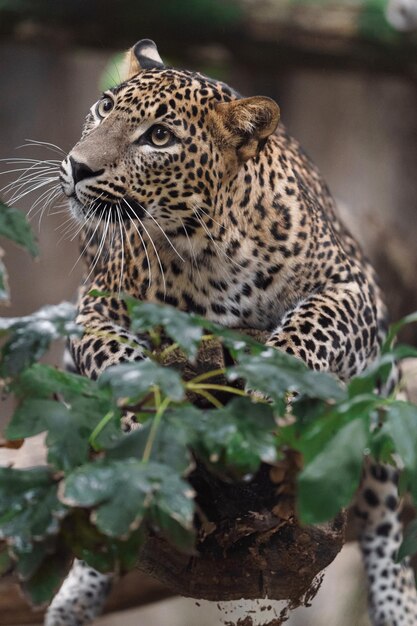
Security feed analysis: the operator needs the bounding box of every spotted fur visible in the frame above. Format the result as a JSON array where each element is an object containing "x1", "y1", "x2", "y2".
[
  {"x1": 47, "y1": 39, "x2": 416, "y2": 626},
  {"x1": 45, "y1": 559, "x2": 112, "y2": 626},
  {"x1": 355, "y1": 462, "x2": 417, "y2": 625}
]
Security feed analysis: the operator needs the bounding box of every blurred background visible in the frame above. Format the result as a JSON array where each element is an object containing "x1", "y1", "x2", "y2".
[{"x1": 0, "y1": 0, "x2": 416, "y2": 625}]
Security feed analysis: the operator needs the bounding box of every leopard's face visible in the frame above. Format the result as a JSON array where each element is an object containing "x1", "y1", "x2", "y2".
[
  {"x1": 60, "y1": 38, "x2": 279, "y2": 256},
  {"x1": 60, "y1": 69, "x2": 240, "y2": 237}
]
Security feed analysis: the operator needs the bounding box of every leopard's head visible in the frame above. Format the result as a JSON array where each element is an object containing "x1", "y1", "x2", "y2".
[{"x1": 60, "y1": 39, "x2": 279, "y2": 247}]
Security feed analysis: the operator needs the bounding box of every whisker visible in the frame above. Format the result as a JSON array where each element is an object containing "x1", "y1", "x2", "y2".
[
  {"x1": 193, "y1": 208, "x2": 244, "y2": 270},
  {"x1": 82, "y1": 209, "x2": 110, "y2": 282},
  {"x1": 28, "y1": 181, "x2": 61, "y2": 211},
  {"x1": 123, "y1": 201, "x2": 152, "y2": 288},
  {"x1": 20, "y1": 138, "x2": 66, "y2": 156},
  {"x1": 125, "y1": 198, "x2": 165, "y2": 291},
  {"x1": 3, "y1": 165, "x2": 59, "y2": 186},
  {"x1": 195, "y1": 205, "x2": 228, "y2": 231},
  {"x1": 116, "y1": 205, "x2": 125, "y2": 293},
  {"x1": 86, "y1": 209, "x2": 112, "y2": 283},
  {"x1": 9, "y1": 177, "x2": 59, "y2": 205},
  {"x1": 103, "y1": 205, "x2": 118, "y2": 265},
  {"x1": 59, "y1": 211, "x2": 90, "y2": 246},
  {"x1": 36, "y1": 186, "x2": 63, "y2": 229},
  {"x1": 137, "y1": 202, "x2": 185, "y2": 262},
  {"x1": 0, "y1": 163, "x2": 58, "y2": 179},
  {"x1": 1, "y1": 175, "x2": 56, "y2": 199},
  {"x1": 69, "y1": 205, "x2": 103, "y2": 270},
  {"x1": 66, "y1": 193, "x2": 106, "y2": 242},
  {"x1": 25, "y1": 181, "x2": 60, "y2": 215},
  {"x1": 180, "y1": 216, "x2": 204, "y2": 286}
]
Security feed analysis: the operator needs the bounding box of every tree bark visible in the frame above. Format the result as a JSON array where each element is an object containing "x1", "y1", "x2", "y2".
[{"x1": 132, "y1": 333, "x2": 346, "y2": 617}]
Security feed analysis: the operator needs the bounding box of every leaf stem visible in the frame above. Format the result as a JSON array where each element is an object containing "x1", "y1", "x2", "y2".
[
  {"x1": 158, "y1": 342, "x2": 180, "y2": 361},
  {"x1": 190, "y1": 388, "x2": 223, "y2": 409},
  {"x1": 187, "y1": 382, "x2": 248, "y2": 397},
  {"x1": 89, "y1": 411, "x2": 115, "y2": 451},
  {"x1": 187, "y1": 368, "x2": 226, "y2": 384},
  {"x1": 142, "y1": 394, "x2": 170, "y2": 463}
]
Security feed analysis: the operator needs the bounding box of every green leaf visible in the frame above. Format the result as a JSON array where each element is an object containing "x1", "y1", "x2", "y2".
[
  {"x1": 347, "y1": 347, "x2": 415, "y2": 396},
  {"x1": 229, "y1": 348, "x2": 345, "y2": 405},
  {"x1": 0, "y1": 201, "x2": 38, "y2": 256},
  {"x1": 149, "y1": 476, "x2": 196, "y2": 553},
  {"x1": 168, "y1": 398, "x2": 278, "y2": 476},
  {"x1": 100, "y1": 359, "x2": 184, "y2": 403},
  {"x1": 383, "y1": 402, "x2": 417, "y2": 499},
  {"x1": 65, "y1": 513, "x2": 144, "y2": 573},
  {"x1": 0, "y1": 544, "x2": 13, "y2": 576},
  {"x1": 0, "y1": 467, "x2": 66, "y2": 548},
  {"x1": 0, "y1": 302, "x2": 80, "y2": 376},
  {"x1": 107, "y1": 417, "x2": 192, "y2": 474},
  {"x1": 9, "y1": 366, "x2": 120, "y2": 470},
  {"x1": 0, "y1": 253, "x2": 9, "y2": 302},
  {"x1": 124, "y1": 296, "x2": 268, "y2": 359},
  {"x1": 298, "y1": 419, "x2": 368, "y2": 524},
  {"x1": 384, "y1": 312, "x2": 417, "y2": 351},
  {"x1": 202, "y1": 323, "x2": 266, "y2": 358},
  {"x1": 62, "y1": 460, "x2": 195, "y2": 541},
  {"x1": 292, "y1": 393, "x2": 379, "y2": 463},
  {"x1": 125, "y1": 299, "x2": 203, "y2": 358},
  {"x1": 385, "y1": 402, "x2": 417, "y2": 469},
  {"x1": 13, "y1": 538, "x2": 55, "y2": 580},
  {"x1": 13, "y1": 363, "x2": 97, "y2": 399},
  {"x1": 398, "y1": 519, "x2": 417, "y2": 562},
  {"x1": 8, "y1": 400, "x2": 90, "y2": 471},
  {"x1": 22, "y1": 548, "x2": 72, "y2": 607}
]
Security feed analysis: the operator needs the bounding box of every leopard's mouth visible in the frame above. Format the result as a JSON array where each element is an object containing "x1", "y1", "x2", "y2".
[{"x1": 68, "y1": 195, "x2": 145, "y2": 223}]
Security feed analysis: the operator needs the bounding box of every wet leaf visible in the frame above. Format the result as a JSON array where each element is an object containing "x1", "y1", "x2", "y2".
[
  {"x1": 0, "y1": 253, "x2": 9, "y2": 302},
  {"x1": 298, "y1": 419, "x2": 368, "y2": 524},
  {"x1": 107, "y1": 417, "x2": 192, "y2": 474},
  {"x1": 126, "y1": 299, "x2": 203, "y2": 358},
  {"x1": 0, "y1": 303, "x2": 80, "y2": 376},
  {"x1": 22, "y1": 548, "x2": 72, "y2": 607},
  {"x1": 169, "y1": 398, "x2": 278, "y2": 476},
  {"x1": 0, "y1": 201, "x2": 38, "y2": 256},
  {"x1": 100, "y1": 359, "x2": 184, "y2": 403},
  {"x1": 9, "y1": 366, "x2": 120, "y2": 469},
  {"x1": 0, "y1": 467, "x2": 66, "y2": 548},
  {"x1": 229, "y1": 348, "x2": 345, "y2": 404},
  {"x1": 62, "y1": 459, "x2": 195, "y2": 542},
  {"x1": 398, "y1": 519, "x2": 417, "y2": 562},
  {"x1": 0, "y1": 544, "x2": 13, "y2": 577},
  {"x1": 13, "y1": 537, "x2": 56, "y2": 580}
]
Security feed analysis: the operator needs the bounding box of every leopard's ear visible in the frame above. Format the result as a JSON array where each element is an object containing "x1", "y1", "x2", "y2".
[
  {"x1": 123, "y1": 39, "x2": 164, "y2": 80},
  {"x1": 214, "y1": 96, "x2": 280, "y2": 162}
]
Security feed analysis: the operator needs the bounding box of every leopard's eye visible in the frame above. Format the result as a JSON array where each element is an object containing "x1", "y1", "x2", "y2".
[
  {"x1": 96, "y1": 96, "x2": 114, "y2": 119},
  {"x1": 148, "y1": 125, "x2": 174, "y2": 148}
]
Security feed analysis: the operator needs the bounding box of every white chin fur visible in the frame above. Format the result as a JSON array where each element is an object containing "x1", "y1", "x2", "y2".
[{"x1": 69, "y1": 196, "x2": 86, "y2": 222}]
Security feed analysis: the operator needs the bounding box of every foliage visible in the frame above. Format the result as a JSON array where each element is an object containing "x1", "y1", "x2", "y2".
[
  {"x1": 0, "y1": 200, "x2": 38, "y2": 302},
  {"x1": 1, "y1": 202, "x2": 417, "y2": 604}
]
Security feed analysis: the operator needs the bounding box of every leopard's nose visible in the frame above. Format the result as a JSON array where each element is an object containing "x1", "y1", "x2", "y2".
[{"x1": 69, "y1": 157, "x2": 103, "y2": 185}]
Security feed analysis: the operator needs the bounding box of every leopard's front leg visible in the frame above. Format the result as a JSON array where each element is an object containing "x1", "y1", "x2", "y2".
[
  {"x1": 45, "y1": 560, "x2": 113, "y2": 626},
  {"x1": 70, "y1": 288, "x2": 148, "y2": 380},
  {"x1": 267, "y1": 287, "x2": 379, "y2": 381},
  {"x1": 355, "y1": 462, "x2": 417, "y2": 626},
  {"x1": 45, "y1": 290, "x2": 146, "y2": 626},
  {"x1": 267, "y1": 287, "x2": 417, "y2": 626}
]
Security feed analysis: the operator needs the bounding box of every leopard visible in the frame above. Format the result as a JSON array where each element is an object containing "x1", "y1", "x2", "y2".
[{"x1": 45, "y1": 39, "x2": 417, "y2": 626}]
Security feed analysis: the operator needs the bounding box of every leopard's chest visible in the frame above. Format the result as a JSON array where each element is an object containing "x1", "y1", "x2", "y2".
[{"x1": 128, "y1": 251, "x2": 299, "y2": 331}]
